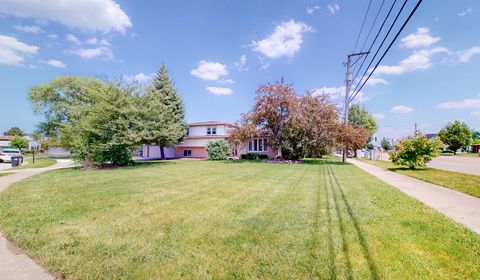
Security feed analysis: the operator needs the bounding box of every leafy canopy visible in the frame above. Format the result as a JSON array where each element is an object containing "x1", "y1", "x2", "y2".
[
  {"x1": 11, "y1": 137, "x2": 28, "y2": 150},
  {"x1": 29, "y1": 76, "x2": 138, "y2": 167},
  {"x1": 348, "y1": 104, "x2": 378, "y2": 136},
  {"x1": 438, "y1": 120, "x2": 472, "y2": 154},
  {"x1": 4, "y1": 127, "x2": 25, "y2": 137},
  {"x1": 206, "y1": 140, "x2": 230, "y2": 160},
  {"x1": 390, "y1": 135, "x2": 443, "y2": 169},
  {"x1": 381, "y1": 138, "x2": 391, "y2": 151}
]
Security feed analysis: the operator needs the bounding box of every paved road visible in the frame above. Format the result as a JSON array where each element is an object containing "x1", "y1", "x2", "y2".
[
  {"x1": 428, "y1": 156, "x2": 480, "y2": 176},
  {"x1": 349, "y1": 158, "x2": 480, "y2": 234},
  {"x1": 0, "y1": 159, "x2": 73, "y2": 280}
]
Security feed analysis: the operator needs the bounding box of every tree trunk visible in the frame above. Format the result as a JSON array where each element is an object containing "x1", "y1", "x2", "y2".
[
  {"x1": 146, "y1": 145, "x2": 150, "y2": 158},
  {"x1": 160, "y1": 145, "x2": 165, "y2": 160}
]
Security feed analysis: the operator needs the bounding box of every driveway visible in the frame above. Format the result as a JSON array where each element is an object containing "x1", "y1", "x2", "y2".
[{"x1": 428, "y1": 156, "x2": 480, "y2": 176}]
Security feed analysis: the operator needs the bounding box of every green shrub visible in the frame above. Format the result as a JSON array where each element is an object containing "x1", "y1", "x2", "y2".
[
  {"x1": 258, "y1": 154, "x2": 269, "y2": 160},
  {"x1": 389, "y1": 135, "x2": 443, "y2": 169},
  {"x1": 241, "y1": 153, "x2": 258, "y2": 160},
  {"x1": 442, "y1": 149, "x2": 454, "y2": 154},
  {"x1": 206, "y1": 140, "x2": 230, "y2": 160}
]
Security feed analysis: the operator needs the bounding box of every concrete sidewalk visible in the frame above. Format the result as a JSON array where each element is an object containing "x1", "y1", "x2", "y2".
[
  {"x1": 349, "y1": 158, "x2": 480, "y2": 234},
  {"x1": 0, "y1": 159, "x2": 73, "y2": 280}
]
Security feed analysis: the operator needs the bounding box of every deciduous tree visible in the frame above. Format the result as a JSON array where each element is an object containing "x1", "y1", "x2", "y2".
[
  {"x1": 438, "y1": 120, "x2": 472, "y2": 154},
  {"x1": 390, "y1": 135, "x2": 443, "y2": 169},
  {"x1": 11, "y1": 137, "x2": 28, "y2": 152},
  {"x1": 4, "y1": 127, "x2": 25, "y2": 137},
  {"x1": 29, "y1": 76, "x2": 138, "y2": 167}
]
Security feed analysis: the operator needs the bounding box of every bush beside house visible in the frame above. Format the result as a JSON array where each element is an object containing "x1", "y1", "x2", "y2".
[{"x1": 206, "y1": 140, "x2": 229, "y2": 160}]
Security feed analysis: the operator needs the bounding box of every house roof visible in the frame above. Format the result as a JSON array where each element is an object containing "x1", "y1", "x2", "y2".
[
  {"x1": 0, "y1": 135, "x2": 16, "y2": 141},
  {"x1": 188, "y1": 121, "x2": 233, "y2": 127}
]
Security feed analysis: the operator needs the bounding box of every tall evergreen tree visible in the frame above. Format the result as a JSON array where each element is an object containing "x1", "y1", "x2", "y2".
[{"x1": 137, "y1": 65, "x2": 186, "y2": 159}]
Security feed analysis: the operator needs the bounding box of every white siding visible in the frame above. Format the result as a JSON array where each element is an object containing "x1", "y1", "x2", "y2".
[
  {"x1": 0, "y1": 141, "x2": 10, "y2": 147},
  {"x1": 178, "y1": 137, "x2": 226, "y2": 147},
  {"x1": 188, "y1": 125, "x2": 227, "y2": 136},
  {"x1": 142, "y1": 145, "x2": 176, "y2": 158}
]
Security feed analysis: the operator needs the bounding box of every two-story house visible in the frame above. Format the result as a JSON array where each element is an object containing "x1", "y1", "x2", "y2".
[
  {"x1": 175, "y1": 121, "x2": 234, "y2": 158},
  {"x1": 142, "y1": 121, "x2": 278, "y2": 159}
]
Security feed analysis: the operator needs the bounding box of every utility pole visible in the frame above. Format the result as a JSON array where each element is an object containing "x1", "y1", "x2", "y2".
[
  {"x1": 343, "y1": 52, "x2": 369, "y2": 162},
  {"x1": 414, "y1": 122, "x2": 418, "y2": 136}
]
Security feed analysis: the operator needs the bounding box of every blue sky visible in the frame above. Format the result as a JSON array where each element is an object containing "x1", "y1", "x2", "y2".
[{"x1": 0, "y1": 0, "x2": 479, "y2": 139}]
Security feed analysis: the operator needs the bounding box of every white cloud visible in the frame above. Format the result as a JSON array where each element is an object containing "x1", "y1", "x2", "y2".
[
  {"x1": 42, "y1": 59, "x2": 66, "y2": 68},
  {"x1": 234, "y1": 54, "x2": 247, "y2": 71},
  {"x1": 65, "y1": 34, "x2": 80, "y2": 43},
  {"x1": 400, "y1": 27, "x2": 440, "y2": 48},
  {"x1": 375, "y1": 47, "x2": 449, "y2": 75},
  {"x1": 206, "y1": 87, "x2": 233, "y2": 96},
  {"x1": 471, "y1": 111, "x2": 480, "y2": 116},
  {"x1": 0, "y1": 34, "x2": 38, "y2": 65},
  {"x1": 190, "y1": 60, "x2": 228, "y2": 81},
  {"x1": 123, "y1": 72, "x2": 153, "y2": 83},
  {"x1": 391, "y1": 105, "x2": 413, "y2": 113},
  {"x1": 436, "y1": 98, "x2": 480, "y2": 109},
  {"x1": 258, "y1": 56, "x2": 269, "y2": 70},
  {"x1": 66, "y1": 46, "x2": 112, "y2": 59},
  {"x1": 0, "y1": 0, "x2": 132, "y2": 33},
  {"x1": 85, "y1": 37, "x2": 109, "y2": 46},
  {"x1": 306, "y1": 6, "x2": 320, "y2": 15},
  {"x1": 47, "y1": 34, "x2": 58, "y2": 39},
  {"x1": 365, "y1": 77, "x2": 388, "y2": 86},
  {"x1": 311, "y1": 86, "x2": 369, "y2": 103},
  {"x1": 458, "y1": 8, "x2": 472, "y2": 16},
  {"x1": 219, "y1": 79, "x2": 235, "y2": 84},
  {"x1": 251, "y1": 20, "x2": 313, "y2": 59},
  {"x1": 456, "y1": 47, "x2": 480, "y2": 63},
  {"x1": 372, "y1": 113, "x2": 385, "y2": 120},
  {"x1": 13, "y1": 24, "x2": 42, "y2": 33},
  {"x1": 327, "y1": 3, "x2": 340, "y2": 14}
]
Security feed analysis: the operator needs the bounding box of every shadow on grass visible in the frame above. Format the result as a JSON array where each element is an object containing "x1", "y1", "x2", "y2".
[
  {"x1": 387, "y1": 167, "x2": 430, "y2": 172},
  {"x1": 131, "y1": 160, "x2": 176, "y2": 168},
  {"x1": 327, "y1": 165, "x2": 380, "y2": 280},
  {"x1": 303, "y1": 158, "x2": 352, "y2": 166}
]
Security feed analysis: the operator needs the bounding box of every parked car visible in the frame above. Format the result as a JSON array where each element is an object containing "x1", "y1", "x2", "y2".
[{"x1": 0, "y1": 148, "x2": 22, "y2": 163}]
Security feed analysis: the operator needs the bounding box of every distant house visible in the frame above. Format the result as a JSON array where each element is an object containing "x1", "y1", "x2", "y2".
[
  {"x1": 426, "y1": 133, "x2": 438, "y2": 139},
  {"x1": 142, "y1": 121, "x2": 277, "y2": 159},
  {"x1": 472, "y1": 144, "x2": 480, "y2": 154},
  {"x1": 0, "y1": 135, "x2": 15, "y2": 148}
]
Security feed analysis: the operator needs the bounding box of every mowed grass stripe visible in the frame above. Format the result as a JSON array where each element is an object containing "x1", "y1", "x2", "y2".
[{"x1": 0, "y1": 159, "x2": 480, "y2": 279}]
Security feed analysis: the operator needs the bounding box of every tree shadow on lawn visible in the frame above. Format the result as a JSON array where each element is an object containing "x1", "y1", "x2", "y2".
[
  {"x1": 324, "y1": 164, "x2": 380, "y2": 279},
  {"x1": 387, "y1": 167, "x2": 430, "y2": 172},
  {"x1": 303, "y1": 158, "x2": 352, "y2": 166}
]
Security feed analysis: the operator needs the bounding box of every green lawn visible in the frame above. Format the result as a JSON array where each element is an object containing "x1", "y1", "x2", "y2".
[
  {"x1": 440, "y1": 153, "x2": 479, "y2": 157},
  {"x1": 358, "y1": 158, "x2": 480, "y2": 199},
  {"x1": 7, "y1": 155, "x2": 56, "y2": 170},
  {"x1": 0, "y1": 159, "x2": 479, "y2": 279},
  {"x1": 0, "y1": 173, "x2": 12, "y2": 177}
]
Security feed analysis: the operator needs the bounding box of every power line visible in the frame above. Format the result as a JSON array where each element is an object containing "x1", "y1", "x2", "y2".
[
  {"x1": 349, "y1": 0, "x2": 424, "y2": 103},
  {"x1": 352, "y1": 0, "x2": 373, "y2": 54},
  {"x1": 350, "y1": 0, "x2": 408, "y2": 99},
  {"x1": 351, "y1": 0, "x2": 389, "y2": 81}
]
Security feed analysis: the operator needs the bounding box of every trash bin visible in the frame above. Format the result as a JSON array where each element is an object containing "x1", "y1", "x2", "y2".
[{"x1": 11, "y1": 156, "x2": 22, "y2": 167}]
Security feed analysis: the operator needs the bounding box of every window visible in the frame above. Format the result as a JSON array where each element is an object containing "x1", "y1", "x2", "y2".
[
  {"x1": 248, "y1": 138, "x2": 268, "y2": 152},
  {"x1": 207, "y1": 127, "x2": 217, "y2": 135},
  {"x1": 183, "y1": 150, "x2": 192, "y2": 157}
]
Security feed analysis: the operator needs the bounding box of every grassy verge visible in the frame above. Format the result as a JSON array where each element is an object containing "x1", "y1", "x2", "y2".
[
  {"x1": 0, "y1": 173, "x2": 12, "y2": 177},
  {"x1": 0, "y1": 159, "x2": 479, "y2": 279},
  {"x1": 358, "y1": 158, "x2": 480, "y2": 198},
  {"x1": 7, "y1": 155, "x2": 56, "y2": 170}
]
